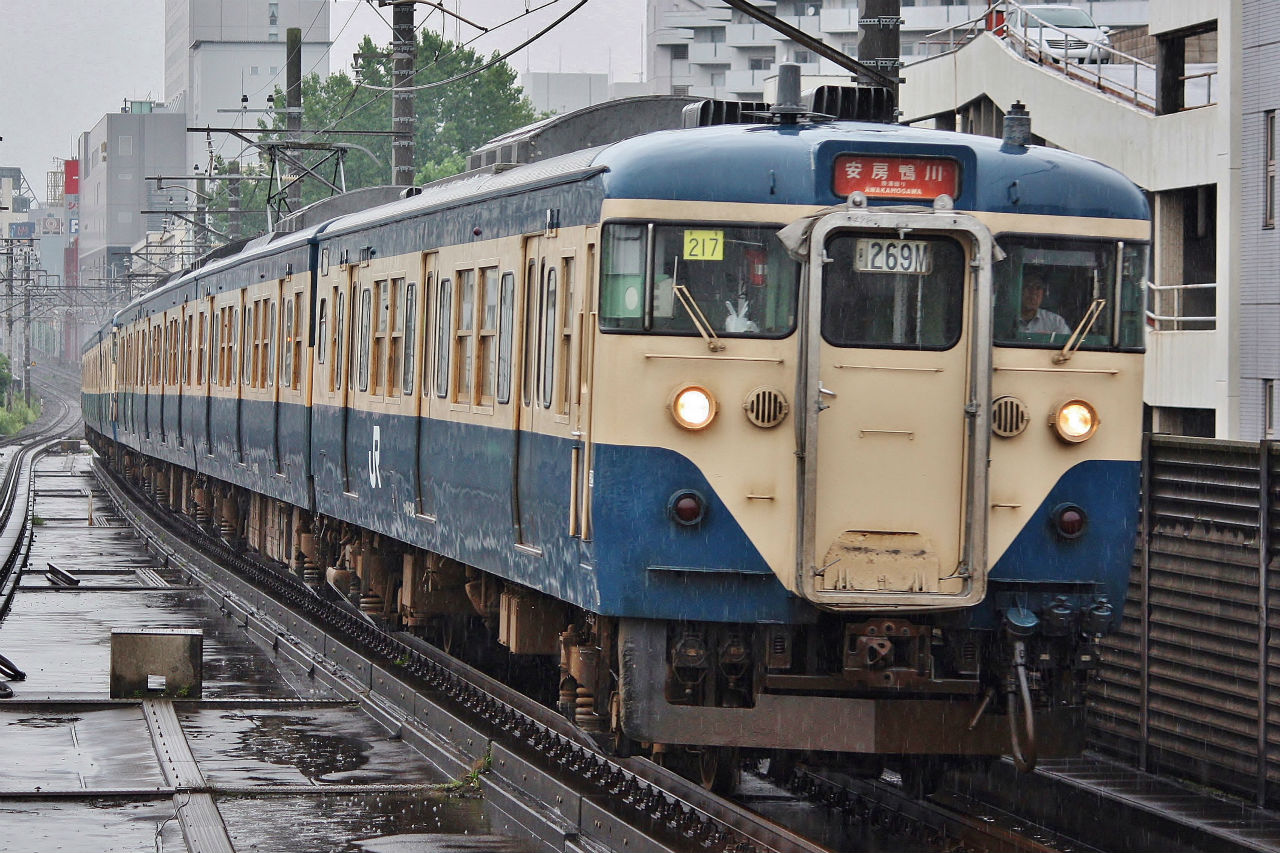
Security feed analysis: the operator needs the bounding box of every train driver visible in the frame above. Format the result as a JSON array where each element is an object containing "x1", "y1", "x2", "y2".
[{"x1": 1017, "y1": 270, "x2": 1071, "y2": 336}]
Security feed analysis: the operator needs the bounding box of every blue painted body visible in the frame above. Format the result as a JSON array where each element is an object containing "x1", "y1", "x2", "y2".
[{"x1": 83, "y1": 117, "x2": 1145, "y2": 630}]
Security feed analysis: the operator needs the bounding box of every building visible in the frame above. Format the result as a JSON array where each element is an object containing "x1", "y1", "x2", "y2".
[
  {"x1": 164, "y1": 0, "x2": 331, "y2": 171},
  {"x1": 76, "y1": 103, "x2": 187, "y2": 302},
  {"x1": 647, "y1": 0, "x2": 1149, "y2": 101}
]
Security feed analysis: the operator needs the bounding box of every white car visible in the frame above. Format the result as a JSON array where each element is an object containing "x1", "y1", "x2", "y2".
[{"x1": 1008, "y1": 5, "x2": 1113, "y2": 64}]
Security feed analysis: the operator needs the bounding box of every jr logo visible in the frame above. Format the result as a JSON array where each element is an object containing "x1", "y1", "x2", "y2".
[{"x1": 368, "y1": 425, "x2": 382, "y2": 488}]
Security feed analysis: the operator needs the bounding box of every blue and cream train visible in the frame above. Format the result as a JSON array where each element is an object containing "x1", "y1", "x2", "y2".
[{"x1": 83, "y1": 89, "x2": 1148, "y2": 785}]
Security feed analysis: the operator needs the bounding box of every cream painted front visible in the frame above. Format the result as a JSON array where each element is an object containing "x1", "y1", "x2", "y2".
[{"x1": 806, "y1": 232, "x2": 975, "y2": 604}]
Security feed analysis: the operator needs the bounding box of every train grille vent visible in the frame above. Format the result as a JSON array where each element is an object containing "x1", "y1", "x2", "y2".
[
  {"x1": 991, "y1": 395, "x2": 1030, "y2": 437},
  {"x1": 744, "y1": 386, "x2": 790, "y2": 428}
]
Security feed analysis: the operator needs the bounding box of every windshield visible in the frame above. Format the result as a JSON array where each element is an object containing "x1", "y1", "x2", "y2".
[
  {"x1": 994, "y1": 236, "x2": 1147, "y2": 350},
  {"x1": 600, "y1": 222, "x2": 799, "y2": 337},
  {"x1": 822, "y1": 233, "x2": 966, "y2": 350},
  {"x1": 1029, "y1": 8, "x2": 1097, "y2": 28}
]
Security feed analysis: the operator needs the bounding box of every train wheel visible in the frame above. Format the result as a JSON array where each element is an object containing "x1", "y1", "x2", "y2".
[
  {"x1": 897, "y1": 756, "x2": 946, "y2": 799},
  {"x1": 698, "y1": 746, "x2": 740, "y2": 795}
]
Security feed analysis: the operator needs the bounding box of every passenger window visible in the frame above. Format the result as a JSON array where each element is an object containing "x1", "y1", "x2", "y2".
[
  {"x1": 434, "y1": 277, "x2": 452, "y2": 398},
  {"x1": 334, "y1": 292, "x2": 345, "y2": 391},
  {"x1": 479, "y1": 267, "x2": 498, "y2": 403},
  {"x1": 403, "y1": 282, "x2": 417, "y2": 395},
  {"x1": 522, "y1": 261, "x2": 537, "y2": 407},
  {"x1": 454, "y1": 270, "x2": 475, "y2": 403},
  {"x1": 541, "y1": 267, "x2": 557, "y2": 409},
  {"x1": 317, "y1": 298, "x2": 328, "y2": 365},
  {"x1": 283, "y1": 300, "x2": 294, "y2": 388},
  {"x1": 268, "y1": 300, "x2": 277, "y2": 387},
  {"x1": 556, "y1": 259, "x2": 573, "y2": 415},
  {"x1": 244, "y1": 304, "x2": 255, "y2": 386},
  {"x1": 388, "y1": 277, "x2": 404, "y2": 395},
  {"x1": 821, "y1": 234, "x2": 965, "y2": 350},
  {"x1": 497, "y1": 271, "x2": 515, "y2": 404},
  {"x1": 358, "y1": 287, "x2": 372, "y2": 392}
]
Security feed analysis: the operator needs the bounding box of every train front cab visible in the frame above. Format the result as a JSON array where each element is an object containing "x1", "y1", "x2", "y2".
[{"x1": 616, "y1": 197, "x2": 1147, "y2": 771}]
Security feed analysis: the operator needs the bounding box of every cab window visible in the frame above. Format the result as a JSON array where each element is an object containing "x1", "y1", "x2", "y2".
[
  {"x1": 600, "y1": 222, "x2": 798, "y2": 337},
  {"x1": 994, "y1": 236, "x2": 1147, "y2": 350}
]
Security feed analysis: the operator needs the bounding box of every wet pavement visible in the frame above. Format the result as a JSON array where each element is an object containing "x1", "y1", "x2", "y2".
[{"x1": 0, "y1": 451, "x2": 533, "y2": 853}]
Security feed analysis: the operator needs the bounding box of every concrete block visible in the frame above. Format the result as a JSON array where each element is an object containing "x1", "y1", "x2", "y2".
[{"x1": 110, "y1": 628, "x2": 203, "y2": 698}]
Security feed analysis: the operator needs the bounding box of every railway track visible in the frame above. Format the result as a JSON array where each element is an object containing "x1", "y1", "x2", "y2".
[{"x1": 90, "y1": 447, "x2": 1128, "y2": 853}]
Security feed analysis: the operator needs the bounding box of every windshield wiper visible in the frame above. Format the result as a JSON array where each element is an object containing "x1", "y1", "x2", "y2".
[
  {"x1": 673, "y1": 283, "x2": 725, "y2": 352},
  {"x1": 1054, "y1": 298, "x2": 1107, "y2": 364}
]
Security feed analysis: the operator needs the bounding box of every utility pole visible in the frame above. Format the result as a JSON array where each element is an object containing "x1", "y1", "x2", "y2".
[
  {"x1": 22, "y1": 283, "x2": 30, "y2": 408},
  {"x1": 858, "y1": 0, "x2": 902, "y2": 101},
  {"x1": 227, "y1": 159, "x2": 242, "y2": 240},
  {"x1": 286, "y1": 26, "x2": 303, "y2": 209},
  {"x1": 388, "y1": 1, "x2": 416, "y2": 186}
]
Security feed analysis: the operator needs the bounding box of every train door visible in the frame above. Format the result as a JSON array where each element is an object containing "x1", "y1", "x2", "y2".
[
  {"x1": 414, "y1": 253, "x2": 436, "y2": 518},
  {"x1": 178, "y1": 308, "x2": 189, "y2": 448},
  {"x1": 514, "y1": 229, "x2": 580, "y2": 550},
  {"x1": 235, "y1": 293, "x2": 246, "y2": 463},
  {"x1": 203, "y1": 297, "x2": 215, "y2": 457},
  {"x1": 796, "y1": 209, "x2": 993, "y2": 608},
  {"x1": 339, "y1": 266, "x2": 357, "y2": 492},
  {"x1": 272, "y1": 278, "x2": 284, "y2": 472},
  {"x1": 158, "y1": 316, "x2": 167, "y2": 444}
]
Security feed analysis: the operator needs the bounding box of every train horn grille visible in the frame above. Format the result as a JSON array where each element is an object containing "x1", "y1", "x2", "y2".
[
  {"x1": 991, "y1": 395, "x2": 1030, "y2": 437},
  {"x1": 744, "y1": 386, "x2": 790, "y2": 428}
]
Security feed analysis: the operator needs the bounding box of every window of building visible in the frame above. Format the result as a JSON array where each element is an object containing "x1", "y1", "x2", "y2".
[
  {"x1": 1267, "y1": 379, "x2": 1276, "y2": 438},
  {"x1": 748, "y1": 57, "x2": 774, "y2": 71},
  {"x1": 118, "y1": 136, "x2": 133, "y2": 157},
  {"x1": 1266, "y1": 111, "x2": 1276, "y2": 229},
  {"x1": 710, "y1": 72, "x2": 726, "y2": 87},
  {"x1": 672, "y1": 84, "x2": 690, "y2": 96},
  {"x1": 794, "y1": 49, "x2": 815, "y2": 64},
  {"x1": 671, "y1": 44, "x2": 689, "y2": 60}
]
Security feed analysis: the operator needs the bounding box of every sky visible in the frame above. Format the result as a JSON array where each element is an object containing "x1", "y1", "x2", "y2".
[{"x1": 0, "y1": 0, "x2": 644, "y2": 204}]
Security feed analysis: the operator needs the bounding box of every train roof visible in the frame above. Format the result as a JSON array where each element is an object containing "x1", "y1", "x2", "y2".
[
  {"x1": 317, "y1": 118, "x2": 1147, "y2": 236},
  {"x1": 91, "y1": 117, "x2": 1147, "y2": 348},
  {"x1": 592, "y1": 120, "x2": 1149, "y2": 221}
]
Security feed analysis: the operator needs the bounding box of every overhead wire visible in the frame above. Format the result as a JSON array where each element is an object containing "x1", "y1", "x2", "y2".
[{"x1": 310, "y1": 0, "x2": 583, "y2": 139}]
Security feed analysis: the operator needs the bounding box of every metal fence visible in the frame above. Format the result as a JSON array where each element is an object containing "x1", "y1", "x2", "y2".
[{"x1": 1089, "y1": 435, "x2": 1278, "y2": 807}]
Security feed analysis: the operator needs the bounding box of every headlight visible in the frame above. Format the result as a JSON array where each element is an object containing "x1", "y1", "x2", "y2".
[
  {"x1": 669, "y1": 384, "x2": 717, "y2": 431},
  {"x1": 1051, "y1": 399, "x2": 1098, "y2": 443}
]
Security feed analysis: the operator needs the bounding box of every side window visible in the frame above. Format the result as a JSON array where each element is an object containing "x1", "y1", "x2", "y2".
[
  {"x1": 540, "y1": 266, "x2": 557, "y2": 409},
  {"x1": 317, "y1": 298, "x2": 328, "y2": 365},
  {"x1": 497, "y1": 271, "x2": 515, "y2": 404},
  {"x1": 197, "y1": 313, "x2": 206, "y2": 385},
  {"x1": 212, "y1": 313, "x2": 221, "y2": 385},
  {"x1": 268, "y1": 300, "x2": 277, "y2": 387},
  {"x1": 388, "y1": 277, "x2": 404, "y2": 395},
  {"x1": 453, "y1": 269, "x2": 475, "y2": 403},
  {"x1": 434, "y1": 277, "x2": 452, "y2": 398},
  {"x1": 371, "y1": 279, "x2": 388, "y2": 395},
  {"x1": 557, "y1": 258, "x2": 574, "y2": 415},
  {"x1": 522, "y1": 261, "x2": 538, "y2": 407},
  {"x1": 244, "y1": 303, "x2": 255, "y2": 386},
  {"x1": 403, "y1": 282, "x2": 417, "y2": 395},
  {"x1": 290, "y1": 294, "x2": 301, "y2": 388},
  {"x1": 282, "y1": 299, "x2": 294, "y2": 388},
  {"x1": 421, "y1": 273, "x2": 434, "y2": 396},
  {"x1": 334, "y1": 291, "x2": 346, "y2": 392},
  {"x1": 478, "y1": 267, "x2": 499, "y2": 403},
  {"x1": 358, "y1": 287, "x2": 372, "y2": 392}
]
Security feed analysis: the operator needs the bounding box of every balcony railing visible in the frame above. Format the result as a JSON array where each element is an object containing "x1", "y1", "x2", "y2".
[{"x1": 1145, "y1": 281, "x2": 1217, "y2": 331}]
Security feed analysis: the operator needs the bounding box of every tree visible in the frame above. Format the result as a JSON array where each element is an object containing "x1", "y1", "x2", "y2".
[{"x1": 219, "y1": 30, "x2": 539, "y2": 217}]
